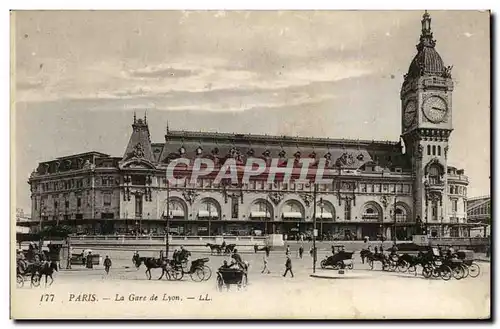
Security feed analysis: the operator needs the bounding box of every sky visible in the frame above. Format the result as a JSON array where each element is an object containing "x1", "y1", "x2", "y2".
[{"x1": 12, "y1": 10, "x2": 490, "y2": 214}]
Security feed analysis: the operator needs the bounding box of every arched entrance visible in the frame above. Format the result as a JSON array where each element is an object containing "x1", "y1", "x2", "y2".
[
  {"x1": 360, "y1": 201, "x2": 383, "y2": 240},
  {"x1": 394, "y1": 202, "x2": 412, "y2": 240},
  {"x1": 281, "y1": 200, "x2": 305, "y2": 240},
  {"x1": 316, "y1": 200, "x2": 335, "y2": 240},
  {"x1": 197, "y1": 198, "x2": 221, "y2": 236},
  {"x1": 249, "y1": 199, "x2": 274, "y2": 235},
  {"x1": 162, "y1": 197, "x2": 188, "y2": 235}
]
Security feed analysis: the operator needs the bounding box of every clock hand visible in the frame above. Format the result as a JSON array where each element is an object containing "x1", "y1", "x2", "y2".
[{"x1": 432, "y1": 107, "x2": 445, "y2": 112}]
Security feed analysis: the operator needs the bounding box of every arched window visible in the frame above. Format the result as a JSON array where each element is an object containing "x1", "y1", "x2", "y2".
[
  {"x1": 395, "y1": 206, "x2": 409, "y2": 222},
  {"x1": 198, "y1": 199, "x2": 220, "y2": 220},
  {"x1": 250, "y1": 200, "x2": 272, "y2": 219},
  {"x1": 438, "y1": 146, "x2": 441, "y2": 156},
  {"x1": 163, "y1": 199, "x2": 187, "y2": 219},
  {"x1": 282, "y1": 200, "x2": 304, "y2": 220},
  {"x1": 316, "y1": 201, "x2": 335, "y2": 221},
  {"x1": 428, "y1": 164, "x2": 442, "y2": 185},
  {"x1": 432, "y1": 145, "x2": 436, "y2": 156},
  {"x1": 361, "y1": 202, "x2": 382, "y2": 222},
  {"x1": 431, "y1": 200, "x2": 439, "y2": 221},
  {"x1": 427, "y1": 145, "x2": 431, "y2": 155}
]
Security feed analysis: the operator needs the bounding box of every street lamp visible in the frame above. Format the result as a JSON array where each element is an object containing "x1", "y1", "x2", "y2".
[
  {"x1": 312, "y1": 183, "x2": 318, "y2": 274},
  {"x1": 319, "y1": 198, "x2": 324, "y2": 240},
  {"x1": 165, "y1": 180, "x2": 170, "y2": 258}
]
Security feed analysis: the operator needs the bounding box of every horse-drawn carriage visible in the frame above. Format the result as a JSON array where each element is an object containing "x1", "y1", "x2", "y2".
[
  {"x1": 320, "y1": 245, "x2": 354, "y2": 270},
  {"x1": 206, "y1": 243, "x2": 236, "y2": 255},
  {"x1": 216, "y1": 267, "x2": 248, "y2": 291}
]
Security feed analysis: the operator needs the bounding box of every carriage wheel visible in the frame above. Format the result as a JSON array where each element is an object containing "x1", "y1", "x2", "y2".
[
  {"x1": 172, "y1": 268, "x2": 184, "y2": 281},
  {"x1": 407, "y1": 265, "x2": 416, "y2": 274},
  {"x1": 16, "y1": 274, "x2": 24, "y2": 288},
  {"x1": 368, "y1": 260, "x2": 374, "y2": 270},
  {"x1": 461, "y1": 264, "x2": 469, "y2": 278},
  {"x1": 190, "y1": 267, "x2": 205, "y2": 282},
  {"x1": 422, "y1": 265, "x2": 433, "y2": 278},
  {"x1": 320, "y1": 260, "x2": 326, "y2": 269},
  {"x1": 468, "y1": 263, "x2": 480, "y2": 278},
  {"x1": 432, "y1": 266, "x2": 440, "y2": 278},
  {"x1": 388, "y1": 262, "x2": 397, "y2": 272},
  {"x1": 202, "y1": 266, "x2": 212, "y2": 281},
  {"x1": 347, "y1": 263, "x2": 353, "y2": 270},
  {"x1": 440, "y1": 266, "x2": 452, "y2": 281},
  {"x1": 216, "y1": 276, "x2": 224, "y2": 292},
  {"x1": 397, "y1": 261, "x2": 409, "y2": 273},
  {"x1": 31, "y1": 274, "x2": 41, "y2": 287},
  {"x1": 452, "y1": 265, "x2": 464, "y2": 280}
]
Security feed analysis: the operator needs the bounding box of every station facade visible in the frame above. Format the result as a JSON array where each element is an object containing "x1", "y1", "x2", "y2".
[{"x1": 28, "y1": 12, "x2": 470, "y2": 240}]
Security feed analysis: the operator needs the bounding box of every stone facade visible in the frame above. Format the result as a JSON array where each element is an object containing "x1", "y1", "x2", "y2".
[{"x1": 27, "y1": 12, "x2": 470, "y2": 239}]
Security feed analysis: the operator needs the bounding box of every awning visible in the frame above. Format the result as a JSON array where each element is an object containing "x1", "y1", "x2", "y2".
[
  {"x1": 282, "y1": 212, "x2": 303, "y2": 219},
  {"x1": 250, "y1": 211, "x2": 271, "y2": 218},
  {"x1": 163, "y1": 209, "x2": 185, "y2": 217},
  {"x1": 316, "y1": 212, "x2": 333, "y2": 219},
  {"x1": 198, "y1": 210, "x2": 219, "y2": 218}
]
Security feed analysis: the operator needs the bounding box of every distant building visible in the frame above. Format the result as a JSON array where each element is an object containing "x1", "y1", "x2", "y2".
[
  {"x1": 27, "y1": 12, "x2": 471, "y2": 239},
  {"x1": 467, "y1": 195, "x2": 490, "y2": 237}
]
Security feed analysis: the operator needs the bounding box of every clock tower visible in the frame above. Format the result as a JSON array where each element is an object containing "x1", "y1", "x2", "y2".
[{"x1": 400, "y1": 11, "x2": 454, "y2": 236}]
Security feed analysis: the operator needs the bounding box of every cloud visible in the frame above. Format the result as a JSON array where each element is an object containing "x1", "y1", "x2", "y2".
[{"x1": 128, "y1": 66, "x2": 196, "y2": 79}]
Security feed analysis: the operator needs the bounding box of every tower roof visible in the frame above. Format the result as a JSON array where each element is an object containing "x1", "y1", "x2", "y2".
[
  {"x1": 405, "y1": 11, "x2": 449, "y2": 80},
  {"x1": 121, "y1": 112, "x2": 154, "y2": 163}
]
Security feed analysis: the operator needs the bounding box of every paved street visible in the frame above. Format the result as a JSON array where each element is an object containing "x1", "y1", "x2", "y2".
[{"x1": 13, "y1": 248, "x2": 490, "y2": 319}]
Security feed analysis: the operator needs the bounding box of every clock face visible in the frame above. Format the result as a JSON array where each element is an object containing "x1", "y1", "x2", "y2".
[
  {"x1": 423, "y1": 96, "x2": 448, "y2": 123},
  {"x1": 403, "y1": 100, "x2": 417, "y2": 127}
]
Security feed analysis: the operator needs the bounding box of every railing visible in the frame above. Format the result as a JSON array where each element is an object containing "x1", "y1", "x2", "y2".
[{"x1": 69, "y1": 234, "x2": 267, "y2": 242}]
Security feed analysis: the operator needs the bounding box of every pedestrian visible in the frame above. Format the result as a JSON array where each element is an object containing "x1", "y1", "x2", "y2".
[
  {"x1": 298, "y1": 245, "x2": 304, "y2": 259},
  {"x1": 283, "y1": 255, "x2": 294, "y2": 278},
  {"x1": 265, "y1": 246, "x2": 270, "y2": 257},
  {"x1": 286, "y1": 245, "x2": 290, "y2": 255},
  {"x1": 86, "y1": 251, "x2": 94, "y2": 269},
  {"x1": 104, "y1": 255, "x2": 112, "y2": 274},
  {"x1": 261, "y1": 253, "x2": 271, "y2": 274}
]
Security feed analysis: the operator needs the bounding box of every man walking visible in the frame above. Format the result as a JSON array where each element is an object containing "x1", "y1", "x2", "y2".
[
  {"x1": 298, "y1": 245, "x2": 304, "y2": 259},
  {"x1": 104, "y1": 255, "x2": 112, "y2": 274},
  {"x1": 261, "y1": 253, "x2": 271, "y2": 274},
  {"x1": 283, "y1": 255, "x2": 294, "y2": 278}
]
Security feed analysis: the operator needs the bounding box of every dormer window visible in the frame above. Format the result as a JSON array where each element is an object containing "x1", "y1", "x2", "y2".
[
  {"x1": 262, "y1": 150, "x2": 271, "y2": 157},
  {"x1": 247, "y1": 148, "x2": 255, "y2": 156},
  {"x1": 212, "y1": 147, "x2": 219, "y2": 155},
  {"x1": 279, "y1": 150, "x2": 286, "y2": 158},
  {"x1": 294, "y1": 151, "x2": 301, "y2": 159},
  {"x1": 324, "y1": 152, "x2": 332, "y2": 160},
  {"x1": 196, "y1": 146, "x2": 203, "y2": 155},
  {"x1": 309, "y1": 152, "x2": 316, "y2": 159},
  {"x1": 179, "y1": 146, "x2": 186, "y2": 155}
]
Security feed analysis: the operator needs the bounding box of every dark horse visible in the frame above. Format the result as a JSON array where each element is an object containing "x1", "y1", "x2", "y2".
[
  {"x1": 224, "y1": 244, "x2": 236, "y2": 254},
  {"x1": 206, "y1": 243, "x2": 222, "y2": 255},
  {"x1": 31, "y1": 261, "x2": 59, "y2": 286},
  {"x1": 133, "y1": 256, "x2": 169, "y2": 280},
  {"x1": 360, "y1": 249, "x2": 371, "y2": 264}
]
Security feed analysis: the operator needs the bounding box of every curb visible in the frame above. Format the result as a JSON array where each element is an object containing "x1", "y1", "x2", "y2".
[{"x1": 310, "y1": 273, "x2": 367, "y2": 280}]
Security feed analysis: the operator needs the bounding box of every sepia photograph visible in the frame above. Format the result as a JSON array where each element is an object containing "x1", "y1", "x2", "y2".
[{"x1": 10, "y1": 9, "x2": 491, "y2": 319}]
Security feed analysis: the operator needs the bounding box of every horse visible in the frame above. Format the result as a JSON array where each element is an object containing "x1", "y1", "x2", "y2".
[
  {"x1": 360, "y1": 249, "x2": 371, "y2": 264},
  {"x1": 133, "y1": 257, "x2": 170, "y2": 280},
  {"x1": 365, "y1": 251, "x2": 388, "y2": 270},
  {"x1": 224, "y1": 244, "x2": 236, "y2": 254},
  {"x1": 206, "y1": 243, "x2": 222, "y2": 255},
  {"x1": 30, "y1": 261, "x2": 58, "y2": 286}
]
